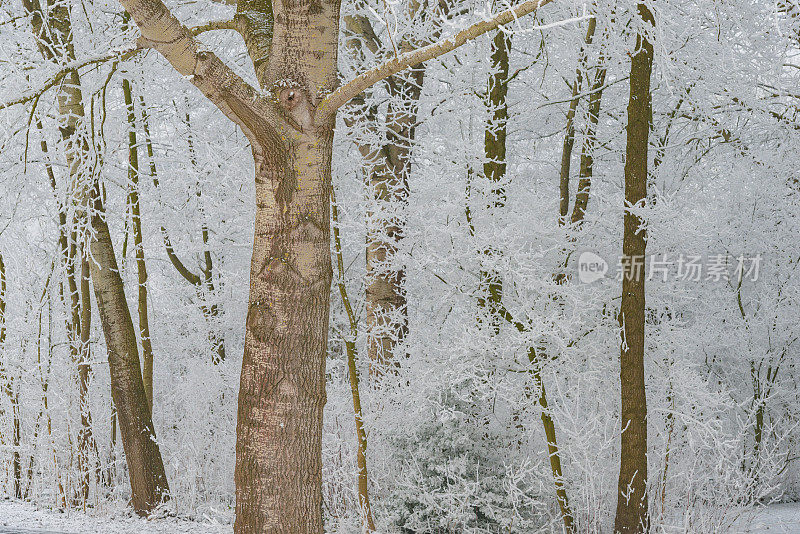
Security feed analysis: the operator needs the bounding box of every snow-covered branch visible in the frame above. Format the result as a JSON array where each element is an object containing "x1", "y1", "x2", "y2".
[
  {"x1": 0, "y1": 48, "x2": 140, "y2": 111},
  {"x1": 317, "y1": 0, "x2": 556, "y2": 123}
]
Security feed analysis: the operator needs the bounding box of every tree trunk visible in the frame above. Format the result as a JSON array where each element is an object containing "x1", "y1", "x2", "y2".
[
  {"x1": 527, "y1": 349, "x2": 574, "y2": 533},
  {"x1": 361, "y1": 4, "x2": 438, "y2": 370},
  {"x1": 25, "y1": 0, "x2": 168, "y2": 512},
  {"x1": 614, "y1": 4, "x2": 654, "y2": 533},
  {"x1": 570, "y1": 26, "x2": 606, "y2": 226},
  {"x1": 78, "y1": 246, "x2": 95, "y2": 501},
  {"x1": 363, "y1": 74, "x2": 423, "y2": 370},
  {"x1": 332, "y1": 190, "x2": 375, "y2": 531},
  {"x1": 0, "y1": 254, "x2": 22, "y2": 499},
  {"x1": 116, "y1": 0, "x2": 555, "y2": 528},
  {"x1": 478, "y1": 28, "x2": 510, "y2": 330},
  {"x1": 232, "y1": 2, "x2": 339, "y2": 530},
  {"x1": 123, "y1": 78, "x2": 154, "y2": 411},
  {"x1": 39, "y1": 116, "x2": 95, "y2": 504},
  {"x1": 88, "y1": 182, "x2": 170, "y2": 512},
  {"x1": 558, "y1": 17, "x2": 596, "y2": 224},
  {"x1": 235, "y1": 130, "x2": 334, "y2": 534}
]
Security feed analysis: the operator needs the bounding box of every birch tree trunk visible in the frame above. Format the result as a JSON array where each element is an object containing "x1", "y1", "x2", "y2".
[{"x1": 614, "y1": 4, "x2": 654, "y2": 533}]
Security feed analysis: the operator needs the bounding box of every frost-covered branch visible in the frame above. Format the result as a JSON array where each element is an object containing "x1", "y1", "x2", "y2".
[
  {"x1": 0, "y1": 48, "x2": 140, "y2": 111},
  {"x1": 317, "y1": 0, "x2": 556, "y2": 123},
  {"x1": 190, "y1": 19, "x2": 238, "y2": 36},
  {"x1": 120, "y1": 0, "x2": 280, "y2": 142}
]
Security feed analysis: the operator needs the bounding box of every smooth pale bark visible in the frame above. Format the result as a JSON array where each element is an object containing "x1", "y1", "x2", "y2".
[
  {"x1": 118, "y1": 0, "x2": 555, "y2": 528},
  {"x1": 122, "y1": 78, "x2": 154, "y2": 411},
  {"x1": 614, "y1": 3, "x2": 654, "y2": 533},
  {"x1": 24, "y1": 0, "x2": 169, "y2": 512}
]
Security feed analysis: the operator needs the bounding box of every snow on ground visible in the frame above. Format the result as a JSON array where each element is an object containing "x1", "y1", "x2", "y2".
[
  {"x1": 739, "y1": 503, "x2": 800, "y2": 533},
  {"x1": 0, "y1": 501, "x2": 232, "y2": 534},
  {"x1": 1, "y1": 500, "x2": 800, "y2": 533}
]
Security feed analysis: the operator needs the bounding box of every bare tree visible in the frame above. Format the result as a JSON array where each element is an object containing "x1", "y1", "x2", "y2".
[
  {"x1": 116, "y1": 0, "x2": 554, "y2": 529},
  {"x1": 0, "y1": 253, "x2": 23, "y2": 499},
  {"x1": 123, "y1": 76, "x2": 155, "y2": 410},
  {"x1": 23, "y1": 0, "x2": 169, "y2": 513}
]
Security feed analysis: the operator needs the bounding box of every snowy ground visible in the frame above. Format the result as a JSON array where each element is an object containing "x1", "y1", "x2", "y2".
[
  {"x1": 0, "y1": 501, "x2": 232, "y2": 533},
  {"x1": 738, "y1": 503, "x2": 800, "y2": 533},
  {"x1": 1, "y1": 501, "x2": 800, "y2": 533}
]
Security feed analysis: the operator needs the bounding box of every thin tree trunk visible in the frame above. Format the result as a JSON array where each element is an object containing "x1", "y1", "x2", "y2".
[
  {"x1": 0, "y1": 255, "x2": 22, "y2": 499},
  {"x1": 332, "y1": 189, "x2": 375, "y2": 532},
  {"x1": 558, "y1": 17, "x2": 596, "y2": 224},
  {"x1": 570, "y1": 35, "x2": 606, "y2": 226},
  {"x1": 122, "y1": 77, "x2": 154, "y2": 411},
  {"x1": 478, "y1": 25, "x2": 575, "y2": 532},
  {"x1": 527, "y1": 349, "x2": 574, "y2": 533},
  {"x1": 78, "y1": 246, "x2": 96, "y2": 501},
  {"x1": 614, "y1": 4, "x2": 654, "y2": 533},
  {"x1": 0, "y1": 254, "x2": 22, "y2": 499},
  {"x1": 183, "y1": 103, "x2": 226, "y2": 363},
  {"x1": 38, "y1": 121, "x2": 96, "y2": 504},
  {"x1": 500, "y1": 301, "x2": 575, "y2": 532},
  {"x1": 38, "y1": 119, "x2": 92, "y2": 503},
  {"x1": 140, "y1": 97, "x2": 225, "y2": 364},
  {"x1": 24, "y1": 0, "x2": 169, "y2": 513}
]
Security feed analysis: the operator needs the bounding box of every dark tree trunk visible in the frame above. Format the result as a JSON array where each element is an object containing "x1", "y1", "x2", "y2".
[
  {"x1": 88, "y1": 185, "x2": 170, "y2": 512},
  {"x1": 614, "y1": 4, "x2": 655, "y2": 533},
  {"x1": 478, "y1": 28, "x2": 510, "y2": 330}
]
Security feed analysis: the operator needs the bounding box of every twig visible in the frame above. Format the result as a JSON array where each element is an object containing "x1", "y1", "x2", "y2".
[{"x1": 0, "y1": 48, "x2": 141, "y2": 111}]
